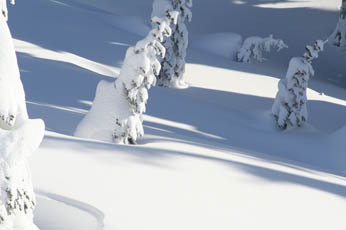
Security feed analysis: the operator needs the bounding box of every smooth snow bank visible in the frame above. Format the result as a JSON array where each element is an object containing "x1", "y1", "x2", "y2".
[
  {"x1": 30, "y1": 132, "x2": 346, "y2": 230},
  {"x1": 191, "y1": 32, "x2": 242, "y2": 60},
  {"x1": 74, "y1": 80, "x2": 130, "y2": 142}
]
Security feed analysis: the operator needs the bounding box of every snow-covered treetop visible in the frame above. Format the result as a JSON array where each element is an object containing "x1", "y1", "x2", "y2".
[
  {"x1": 108, "y1": 7, "x2": 179, "y2": 144},
  {"x1": 303, "y1": 39, "x2": 327, "y2": 63},
  {"x1": 152, "y1": 0, "x2": 192, "y2": 23},
  {"x1": 272, "y1": 39, "x2": 326, "y2": 130}
]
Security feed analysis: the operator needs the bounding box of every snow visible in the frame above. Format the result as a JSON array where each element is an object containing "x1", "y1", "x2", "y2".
[
  {"x1": 1, "y1": 0, "x2": 346, "y2": 229},
  {"x1": 75, "y1": 14, "x2": 175, "y2": 144},
  {"x1": 191, "y1": 32, "x2": 242, "y2": 60},
  {"x1": 0, "y1": 11, "x2": 45, "y2": 230},
  {"x1": 0, "y1": 14, "x2": 27, "y2": 128},
  {"x1": 34, "y1": 191, "x2": 103, "y2": 230},
  {"x1": 237, "y1": 35, "x2": 287, "y2": 63},
  {"x1": 74, "y1": 80, "x2": 129, "y2": 143}
]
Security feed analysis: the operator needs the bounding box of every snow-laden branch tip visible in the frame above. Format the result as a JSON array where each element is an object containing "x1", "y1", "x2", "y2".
[{"x1": 237, "y1": 34, "x2": 287, "y2": 63}]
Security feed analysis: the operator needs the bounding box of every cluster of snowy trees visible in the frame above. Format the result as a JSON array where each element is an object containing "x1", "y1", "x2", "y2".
[
  {"x1": 1, "y1": 0, "x2": 346, "y2": 227},
  {"x1": 270, "y1": 0, "x2": 346, "y2": 130},
  {"x1": 75, "y1": 0, "x2": 346, "y2": 142},
  {"x1": 75, "y1": 0, "x2": 192, "y2": 144},
  {"x1": 0, "y1": 0, "x2": 193, "y2": 225},
  {"x1": 0, "y1": 0, "x2": 45, "y2": 229}
]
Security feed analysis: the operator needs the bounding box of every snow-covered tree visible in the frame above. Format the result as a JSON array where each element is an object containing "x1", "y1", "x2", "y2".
[
  {"x1": 75, "y1": 12, "x2": 178, "y2": 144},
  {"x1": 0, "y1": 2, "x2": 45, "y2": 229},
  {"x1": 272, "y1": 40, "x2": 326, "y2": 129},
  {"x1": 237, "y1": 35, "x2": 287, "y2": 63},
  {"x1": 329, "y1": 0, "x2": 346, "y2": 47},
  {"x1": 152, "y1": 0, "x2": 192, "y2": 88}
]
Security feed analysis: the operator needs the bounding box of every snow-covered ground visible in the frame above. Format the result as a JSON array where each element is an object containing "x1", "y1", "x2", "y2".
[
  {"x1": 5, "y1": 0, "x2": 346, "y2": 229},
  {"x1": 34, "y1": 192, "x2": 102, "y2": 230}
]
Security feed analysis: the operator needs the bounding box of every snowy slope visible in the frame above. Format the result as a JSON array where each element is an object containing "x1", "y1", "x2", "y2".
[{"x1": 4, "y1": 0, "x2": 346, "y2": 229}]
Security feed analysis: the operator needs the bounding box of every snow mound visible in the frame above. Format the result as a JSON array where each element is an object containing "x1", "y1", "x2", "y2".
[
  {"x1": 0, "y1": 119, "x2": 44, "y2": 162},
  {"x1": 192, "y1": 32, "x2": 242, "y2": 60},
  {"x1": 74, "y1": 80, "x2": 130, "y2": 142}
]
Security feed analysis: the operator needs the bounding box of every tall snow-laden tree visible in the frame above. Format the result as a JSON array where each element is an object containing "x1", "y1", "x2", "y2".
[
  {"x1": 0, "y1": 1, "x2": 45, "y2": 229},
  {"x1": 272, "y1": 40, "x2": 326, "y2": 129},
  {"x1": 330, "y1": 0, "x2": 346, "y2": 47},
  {"x1": 152, "y1": 0, "x2": 192, "y2": 88},
  {"x1": 75, "y1": 11, "x2": 178, "y2": 144}
]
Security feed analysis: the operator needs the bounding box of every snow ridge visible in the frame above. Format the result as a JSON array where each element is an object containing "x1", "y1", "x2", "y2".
[{"x1": 35, "y1": 190, "x2": 105, "y2": 230}]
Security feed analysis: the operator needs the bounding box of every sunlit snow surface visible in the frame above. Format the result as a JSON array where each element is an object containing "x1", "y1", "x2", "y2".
[{"x1": 5, "y1": 0, "x2": 346, "y2": 229}]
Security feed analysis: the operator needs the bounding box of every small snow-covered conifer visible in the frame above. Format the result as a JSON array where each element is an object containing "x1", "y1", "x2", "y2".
[
  {"x1": 152, "y1": 0, "x2": 192, "y2": 88},
  {"x1": 237, "y1": 35, "x2": 287, "y2": 63},
  {"x1": 272, "y1": 40, "x2": 326, "y2": 129},
  {"x1": 75, "y1": 10, "x2": 178, "y2": 144},
  {"x1": 330, "y1": 0, "x2": 346, "y2": 47},
  {"x1": 112, "y1": 16, "x2": 176, "y2": 144},
  {"x1": 0, "y1": 2, "x2": 44, "y2": 229}
]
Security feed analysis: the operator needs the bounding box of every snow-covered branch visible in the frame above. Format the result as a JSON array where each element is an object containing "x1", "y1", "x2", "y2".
[
  {"x1": 237, "y1": 35, "x2": 287, "y2": 63},
  {"x1": 272, "y1": 40, "x2": 326, "y2": 129}
]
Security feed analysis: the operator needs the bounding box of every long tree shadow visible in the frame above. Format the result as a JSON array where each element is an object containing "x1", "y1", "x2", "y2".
[
  {"x1": 9, "y1": 0, "x2": 140, "y2": 69},
  {"x1": 18, "y1": 52, "x2": 113, "y2": 135},
  {"x1": 44, "y1": 134, "x2": 346, "y2": 200},
  {"x1": 145, "y1": 86, "x2": 346, "y2": 175}
]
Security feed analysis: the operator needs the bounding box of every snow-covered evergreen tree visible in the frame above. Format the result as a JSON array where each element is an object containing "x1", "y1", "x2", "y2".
[
  {"x1": 329, "y1": 0, "x2": 346, "y2": 47},
  {"x1": 152, "y1": 0, "x2": 192, "y2": 88},
  {"x1": 237, "y1": 35, "x2": 287, "y2": 63},
  {"x1": 75, "y1": 12, "x2": 178, "y2": 144},
  {"x1": 0, "y1": 2, "x2": 45, "y2": 229},
  {"x1": 272, "y1": 40, "x2": 326, "y2": 129}
]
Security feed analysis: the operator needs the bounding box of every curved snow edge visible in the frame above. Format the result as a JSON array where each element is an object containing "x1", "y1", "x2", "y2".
[{"x1": 35, "y1": 189, "x2": 105, "y2": 230}]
